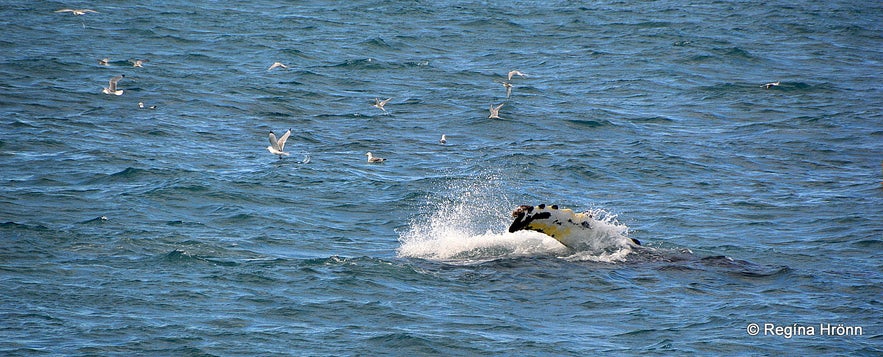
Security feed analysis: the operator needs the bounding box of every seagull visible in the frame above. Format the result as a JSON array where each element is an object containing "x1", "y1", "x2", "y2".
[
  {"x1": 268, "y1": 62, "x2": 288, "y2": 71},
  {"x1": 763, "y1": 81, "x2": 780, "y2": 89},
  {"x1": 55, "y1": 9, "x2": 98, "y2": 15},
  {"x1": 130, "y1": 59, "x2": 148, "y2": 68},
  {"x1": 102, "y1": 75, "x2": 124, "y2": 95},
  {"x1": 366, "y1": 152, "x2": 386, "y2": 163},
  {"x1": 98, "y1": 58, "x2": 109, "y2": 66},
  {"x1": 488, "y1": 103, "x2": 504, "y2": 119},
  {"x1": 267, "y1": 129, "x2": 292, "y2": 158},
  {"x1": 373, "y1": 97, "x2": 392, "y2": 113},
  {"x1": 138, "y1": 102, "x2": 156, "y2": 109},
  {"x1": 507, "y1": 70, "x2": 527, "y2": 81},
  {"x1": 439, "y1": 134, "x2": 447, "y2": 144},
  {"x1": 501, "y1": 81, "x2": 513, "y2": 98}
]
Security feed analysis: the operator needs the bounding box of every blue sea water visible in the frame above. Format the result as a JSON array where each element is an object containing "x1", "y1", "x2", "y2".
[{"x1": 1, "y1": 0, "x2": 881, "y2": 355}]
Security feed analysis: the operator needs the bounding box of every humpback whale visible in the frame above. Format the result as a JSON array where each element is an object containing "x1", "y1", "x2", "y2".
[{"x1": 509, "y1": 204, "x2": 641, "y2": 250}]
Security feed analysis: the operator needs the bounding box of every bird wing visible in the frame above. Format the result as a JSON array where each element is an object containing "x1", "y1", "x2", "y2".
[
  {"x1": 268, "y1": 132, "x2": 280, "y2": 151},
  {"x1": 108, "y1": 75, "x2": 123, "y2": 91},
  {"x1": 55, "y1": 9, "x2": 74, "y2": 13},
  {"x1": 495, "y1": 103, "x2": 505, "y2": 110},
  {"x1": 381, "y1": 98, "x2": 392, "y2": 105},
  {"x1": 508, "y1": 70, "x2": 525, "y2": 80},
  {"x1": 277, "y1": 129, "x2": 292, "y2": 151}
]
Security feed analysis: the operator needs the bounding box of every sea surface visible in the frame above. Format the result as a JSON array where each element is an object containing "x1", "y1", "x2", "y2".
[{"x1": 1, "y1": 0, "x2": 881, "y2": 355}]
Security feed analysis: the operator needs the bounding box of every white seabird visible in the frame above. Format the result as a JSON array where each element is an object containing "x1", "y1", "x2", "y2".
[
  {"x1": 102, "y1": 75, "x2": 124, "y2": 95},
  {"x1": 501, "y1": 81, "x2": 513, "y2": 98},
  {"x1": 267, "y1": 128, "x2": 292, "y2": 158},
  {"x1": 130, "y1": 59, "x2": 148, "y2": 68},
  {"x1": 373, "y1": 97, "x2": 392, "y2": 113},
  {"x1": 763, "y1": 81, "x2": 780, "y2": 89},
  {"x1": 55, "y1": 9, "x2": 98, "y2": 15},
  {"x1": 268, "y1": 62, "x2": 288, "y2": 71},
  {"x1": 488, "y1": 103, "x2": 504, "y2": 119},
  {"x1": 366, "y1": 152, "x2": 386, "y2": 163},
  {"x1": 507, "y1": 70, "x2": 527, "y2": 81},
  {"x1": 439, "y1": 134, "x2": 447, "y2": 144}
]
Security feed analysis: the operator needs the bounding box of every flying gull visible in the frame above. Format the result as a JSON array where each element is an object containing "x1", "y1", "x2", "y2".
[
  {"x1": 268, "y1": 62, "x2": 288, "y2": 71},
  {"x1": 130, "y1": 59, "x2": 148, "y2": 68},
  {"x1": 102, "y1": 75, "x2": 124, "y2": 95},
  {"x1": 507, "y1": 70, "x2": 527, "y2": 81},
  {"x1": 488, "y1": 103, "x2": 504, "y2": 119},
  {"x1": 373, "y1": 97, "x2": 392, "y2": 113},
  {"x1": 267, "y1": 128, "x2": 292, "y2": 158},
  {"x1": 501, "y1": 81, "x2": 513, "y2": 98},
  {"x1": 55, "y1": 9, "x2": 98, "y2": 15}
]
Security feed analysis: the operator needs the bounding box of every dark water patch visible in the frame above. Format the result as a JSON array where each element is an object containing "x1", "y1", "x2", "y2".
[
  {"x1": 627, "y1": 115, "x2": 675, "y2": 124},
  {"x1": 5, "y1": 119, "x2": 38, "y2": 129},
  {"x1": 718, "y1": 46, "x2": 756, "y2": 60},
  {"x1": 162, "y1": 249, "x2": 239, "y2": 267},
  {"x1": 213, "y1": 213, "x2": 257, "y2": 225},
  {"x1": 850, "y1": 239, "x2": 881, "y2": 249},
  {"x1": 460, "y1": 18, "x2": 525, "y2": 31},
  {"x1": 328, "y1": 57, "x2": 385, "y2": 69},
  {"x1": 1, "y1": 221, "x2": 50, "y2": 231},
  {"x1": 362, "y1": 332, "x2": 459, "y2": 355},
  {"x1": 565, "y1": 118, "x2": 614, "y2": 128},
  {"x1": 165, "y1": 220, "x2": 205, "y2": 228},
  {"x1": 81, "y1": 167, "x2": 173, "y2": 186},
  {"x1": 359, "y1": 37, "x2": 396, "y2": 49},
  {"x1": 698, "y1": 255, "x2": 791, "y2": 278}
]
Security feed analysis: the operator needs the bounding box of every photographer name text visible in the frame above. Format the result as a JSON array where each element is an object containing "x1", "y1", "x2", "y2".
[{"x1": 746, "y1": 323, "x2": 864, "y2": 338}]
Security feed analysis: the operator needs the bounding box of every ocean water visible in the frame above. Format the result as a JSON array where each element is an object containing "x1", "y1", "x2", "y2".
[{"x1": 1, "y1": 0, "x2": 881, "y2": 355}]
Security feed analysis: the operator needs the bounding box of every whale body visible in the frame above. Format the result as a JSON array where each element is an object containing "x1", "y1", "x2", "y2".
[{"x1": 509, "y1": 204, "x2": 641, "y2": 250}]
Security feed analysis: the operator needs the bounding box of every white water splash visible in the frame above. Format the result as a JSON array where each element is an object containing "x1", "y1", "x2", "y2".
[{"x1": 396, "y1": 176, "x2": 636, "y2": 264}]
